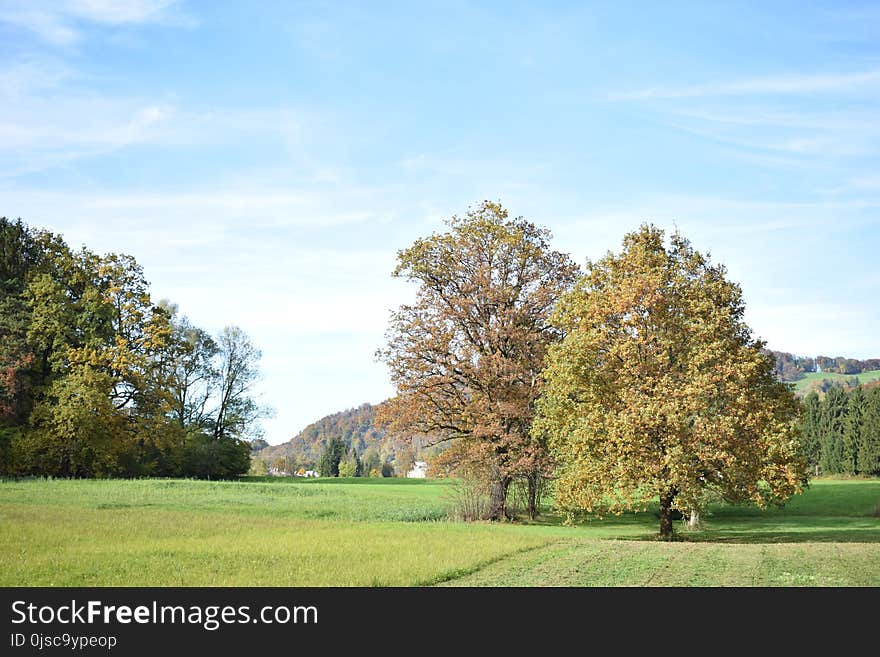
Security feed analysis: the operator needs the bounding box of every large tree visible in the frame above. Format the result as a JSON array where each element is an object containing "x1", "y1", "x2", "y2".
[
  {"x1": 534, "y1": 225, "x2": 807, "y2": 539},
  {"x1": 377, "y1": 201, "x2": 579, "y2": 519}
]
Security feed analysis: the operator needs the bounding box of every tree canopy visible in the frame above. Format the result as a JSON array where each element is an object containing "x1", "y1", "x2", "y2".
[
  {"x1": 0, "y1": 217, "x2": 269, "y2": 479},
  {"x1": 534, "y1": 225, "x2": 808, "y2": 538},
  {"x1": 377, "y1": 201, "x2": 579, "y2": 518}
]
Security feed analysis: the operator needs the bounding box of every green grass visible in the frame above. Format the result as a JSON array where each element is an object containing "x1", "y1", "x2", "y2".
[
  {"x1": 1, "y1": 477, "x2": 878, "y2": 586},
  {"x1": 793, "y1": 369, "x2": 880, "y2": 395}
]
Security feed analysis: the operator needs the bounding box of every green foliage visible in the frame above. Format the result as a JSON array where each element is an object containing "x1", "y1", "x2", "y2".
[
  {"x1": 337, "y1": 456, "x2": 358, "y2": 478},
  {"x1": 857, "y1": 387, "x2": 880, "y2": 475},
  {"x1": 801, "y1": 384, "x2": 880, "y2": 476},
  {"x1": 177, "y1": 433, "x2": 252, "y2": 479},
  {"x1": 0, "y1": 217, "x2": 264, "y2": 480},
  {"x1": 318, "y1": 436, "x2": 346, "y2": 477}
]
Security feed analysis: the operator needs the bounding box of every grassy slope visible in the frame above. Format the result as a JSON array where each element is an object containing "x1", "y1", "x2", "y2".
[
  {"x1": 1, "y1": 477, "x2": 878, "y2": 586},
  {"x1": 793, "y1": 369, "x2": 880, "y2": 395}
]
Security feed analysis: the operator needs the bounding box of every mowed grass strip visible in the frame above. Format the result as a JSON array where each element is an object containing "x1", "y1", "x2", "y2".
[
  {"x1": 0, "y1": 503, "x2": 554, "y2": 586},
  {"x1": 439, "y1": 539, "x2": 880, "y2": 587}
]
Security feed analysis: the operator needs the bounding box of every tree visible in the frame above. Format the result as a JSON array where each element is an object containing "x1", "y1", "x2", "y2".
[
  {"x1": 361, "y1": 445, "x2": 381, "y2": 476},
  {"x1": 857, "y1": 387, "x2": 880, "y2": 475},
  {"x1": 165, "y1": 307, "x2": 219, "y2": 433},
  {"x1": 212, "y1": 326, "x2": 270, "y2": 441},
  {"x1": 249, "y1": 457, "x2": 268, "y2": 476},
  {"x1": 534, "y1": 225, "x2": 807, "y2": 539},
  {"x1": 0, "y1": 218, "x2": 43, "y2": 435},
  {"x1": 25, "y1": 365, "x2": 129, "y2": 477},
  {"x1": 395, "y1": 445, "x2": 415, "y2": 478},
  {"x1": 800, "y1": 392, "x2": 822, "y2": 474},
  {"x1": 842, "y1": 387, "x2": 865, "y2": 475},
  {"x1": 819, "y1": 386, "x2": 847, "y2": 474},
  {"x1": 338, "y1": 449, "x2": 360, "y2": 477},
  {"x1": 377, "y1": 201, "x2": 579, "y2": 519},
  {"x1": 318, "y1": 436, "x2": 345, "y2": 477}
]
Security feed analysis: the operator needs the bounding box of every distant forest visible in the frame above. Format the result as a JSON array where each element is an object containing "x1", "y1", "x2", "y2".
[{"x1": 768, "y1": 350, "x2": 880, "y2": 382}]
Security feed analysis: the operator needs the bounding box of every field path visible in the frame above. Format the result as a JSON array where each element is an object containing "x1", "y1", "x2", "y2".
[{"x1": 437, "y1": 538, "x2": 880, "y2": 586}]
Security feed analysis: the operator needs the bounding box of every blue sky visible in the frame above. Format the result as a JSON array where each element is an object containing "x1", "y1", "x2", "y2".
[{"x1": 2, "y1": 1, "x2": 879, "y2": 444}]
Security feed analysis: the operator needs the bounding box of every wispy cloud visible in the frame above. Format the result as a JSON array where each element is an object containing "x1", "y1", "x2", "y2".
[
  {"x1": 0, "y1": 0, "x2": 183, "y2": 45},
  {"x1": 612, "y1": 69, "x2": 880, "y2": 100},
  {"x1": 0, "y1": 67, "x2": 312, "y2": 178}
]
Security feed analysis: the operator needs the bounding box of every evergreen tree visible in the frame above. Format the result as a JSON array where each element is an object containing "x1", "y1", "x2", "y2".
[
  {"x1": 318, "y1": 437, "x2": 345, "y2": 477},
  {"x1": 819, "y1": 387, "x2": 847, "y2": 474},
  {"x1": 858, "y1": 387, "x2": 880, "y2": 475},
  {"x1": 800, "y1": 392, "x2": 822, "y2": 472},
  {"x1": 843, "y1": 387, "x2": 865, "y2": 475}
]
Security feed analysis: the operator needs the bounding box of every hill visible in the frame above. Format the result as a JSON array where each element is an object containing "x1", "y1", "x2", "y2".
[
  {"x1": 255, "y1": 403, "x2": 422, "y2": 472},
  {"x1": 257, "y1": 403, "x2": 380, "y2": 465},
  {"x1": 793, "y1": 370, "x2": 880, "y2": 396}
]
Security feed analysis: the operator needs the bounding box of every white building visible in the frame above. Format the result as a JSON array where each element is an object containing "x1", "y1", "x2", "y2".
[{"x1": 406, "y1": 461, "x2": 428, "y2": 479}]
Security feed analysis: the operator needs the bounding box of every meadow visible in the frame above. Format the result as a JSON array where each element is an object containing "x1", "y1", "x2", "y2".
[
  {"x1": 1, "y1": 477, "x2": 878, "y2": 586},
  {"x1": 793, "y1": 369, "x2": 880, "y2": 395}
]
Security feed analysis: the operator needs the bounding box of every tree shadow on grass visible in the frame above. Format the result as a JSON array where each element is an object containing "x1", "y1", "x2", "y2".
[
  {"x1": 679, "y1": 517, "x2": 880, "y2": 544},
  {"x1": 532, "y1": 508, "x2": 880, "y2": 544}
]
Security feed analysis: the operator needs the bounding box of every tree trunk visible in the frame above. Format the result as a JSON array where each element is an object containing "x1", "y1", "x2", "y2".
[
  {"x1": 688, "y1": 509, "x2": 700, "y2": 530},
  {"x1": 486, "y1": 475, "x2": 511, "y2": 521},
  {"x1": 527, "y1": 472, "x2": 539, "y2": 520},
  {"x1": 659, "y1": 490, "x2": 676, "y2": 540}
]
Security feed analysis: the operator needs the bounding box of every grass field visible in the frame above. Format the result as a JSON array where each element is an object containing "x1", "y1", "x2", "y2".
[
  {"x1": 1, "y1": 477, "x2": 878, "y2": 586},
  {"x1": 793, "y1": 369, "x2": 880, "y2": 395}
]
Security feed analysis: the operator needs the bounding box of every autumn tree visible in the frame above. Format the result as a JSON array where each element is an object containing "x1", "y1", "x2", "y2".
[
  {"x1": 377, "y1": 201, "x2": 579, "y2": 519},
  {"x1": 361, "y1": 445, "x2": 381, "y2": 476},
  {"x1": 395, "y1": 444, "x2": 415, "y2": 478},
  {"x1": 0, "y1": 218, "x2": 43, "y2": 473},
  {"x1": 0, "y1": 217, "x2": 267, "y2": 479},
  {"x1": 534, "y1": 225, "x2": 807, "y2": 539}
]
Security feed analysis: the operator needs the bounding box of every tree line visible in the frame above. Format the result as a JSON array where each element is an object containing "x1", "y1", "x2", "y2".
[
  {"x1": 800, "y1": 384, "x2": 880, "y2": 476},
  {"x1": 0, "y1": 218, "x2": 269, "y2": 479},
  {"x1": 770, "y1": 350, "x2": 880, "y2": 382}
]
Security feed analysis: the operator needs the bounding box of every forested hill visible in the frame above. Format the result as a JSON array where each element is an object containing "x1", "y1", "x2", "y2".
[{"x1": 256, "y1": 403, "x2": 406, "y2": 469}]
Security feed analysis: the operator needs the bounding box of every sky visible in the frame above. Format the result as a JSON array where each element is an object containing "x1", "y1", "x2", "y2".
[{"x1": 1, "y1": 1, "x2": 879, "y2": 444}]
